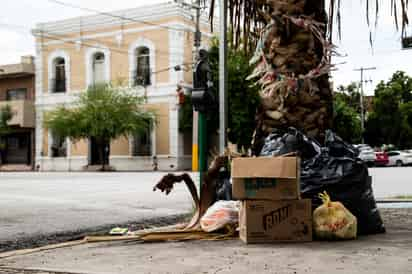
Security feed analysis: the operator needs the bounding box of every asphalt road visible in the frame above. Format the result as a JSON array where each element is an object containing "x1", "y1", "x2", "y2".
[
  {"x1": 0, "y1": 172, "x2": 198, "y2": 244},
  {"x1": 0, "y1": 167, "x2": 410, "y2": 244}
]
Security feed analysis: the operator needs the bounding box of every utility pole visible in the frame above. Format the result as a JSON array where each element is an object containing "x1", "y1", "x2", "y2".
[
  {"x1": 354, "y1": 67, "x2": 376, "y2": 144},
  {"x1": 193, "y1": 0, "x2": 207, "y2": 177},
  {"x1": 175, "y1": 0, "x2": 202, "y2": 172},
  {"x1": 219, "y1": 0, "x2": 228, "y2": 154}
]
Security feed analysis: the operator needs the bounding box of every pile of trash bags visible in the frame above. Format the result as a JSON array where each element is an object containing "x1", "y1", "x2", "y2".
[{"x1": 260, "y1": 127, "x2": 385, "y2": 235}]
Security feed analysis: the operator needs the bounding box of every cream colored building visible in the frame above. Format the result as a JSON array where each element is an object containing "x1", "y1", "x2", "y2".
[{"x1": 33, "y1": 2, "x2": 212, "y2": 171}]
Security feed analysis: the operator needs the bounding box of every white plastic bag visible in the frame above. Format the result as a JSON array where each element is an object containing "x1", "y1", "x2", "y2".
[{"x1": 200, "y1": 201, "x2": 240, "y2": 232}]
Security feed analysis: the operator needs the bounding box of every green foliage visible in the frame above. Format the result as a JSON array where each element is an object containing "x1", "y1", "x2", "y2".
[
  {"x1": 178, "y1": 95, "x2": 193, "y2": 133},
  {"x1": 365, "y1": 71, "x2": 412, "y2": 148},
  {"x1": 336, "y1": 82, "x2": 361, "y2": 112},
  {"x1": 45, "y1": 84, "x2": 155, "y2": 147},
  {"x1": 208, "y1": 37, "x2": 260, "y2": 149},
  {"x1": 0, "y1": 105, "x2": 13, "y2": 135},
  {"x1": 333, "y1": 94, "x2": 362, "y2": 143},
  {"x1": 0, "y1": 105, "x2": 13, "y2": 153}
]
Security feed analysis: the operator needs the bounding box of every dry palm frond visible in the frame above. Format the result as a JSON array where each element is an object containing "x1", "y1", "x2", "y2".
[{"x1": 206, "y1": 0, "x2": 410, "y2": 47}]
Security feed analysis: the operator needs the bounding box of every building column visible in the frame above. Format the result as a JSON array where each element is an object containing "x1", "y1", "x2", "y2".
[
  {"x1": 169, "y1": 25, "x2": 186, "y2": 169},
  {"x1": 35, "y1": 42, "x2": 44, "y2": 171}
]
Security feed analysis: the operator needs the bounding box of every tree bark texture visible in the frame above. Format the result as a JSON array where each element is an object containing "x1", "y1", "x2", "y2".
[{"x1": 250, "y1": 0, "x2": 333, "y2": 155}]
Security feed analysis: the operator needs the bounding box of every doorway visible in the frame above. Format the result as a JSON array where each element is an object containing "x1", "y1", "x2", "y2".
[{"x1": 3, "y1": 132, "x2": 31, "y2": 165}]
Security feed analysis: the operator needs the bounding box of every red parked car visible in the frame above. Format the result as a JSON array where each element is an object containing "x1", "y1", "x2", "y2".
[{"x1": 374, "y1": 152, "x2": 389, "y2": 166}]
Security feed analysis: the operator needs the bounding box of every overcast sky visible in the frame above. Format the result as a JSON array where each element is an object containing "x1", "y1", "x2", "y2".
[{"x1": 1, "y1": 0, "x2": 411, "y2": 95}]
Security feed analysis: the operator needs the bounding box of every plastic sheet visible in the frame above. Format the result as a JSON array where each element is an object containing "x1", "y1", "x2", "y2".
[
  {"x1": 200, "y1": 201, "x2": 240, "y2": 233},
  {"x1": 259, "y1": 127, "x2": 385, "y2": 235}
]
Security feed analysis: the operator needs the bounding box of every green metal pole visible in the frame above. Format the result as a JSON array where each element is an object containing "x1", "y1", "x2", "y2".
[{"x1": 198, "y1": 112, "x2": 207, "y2": 186}]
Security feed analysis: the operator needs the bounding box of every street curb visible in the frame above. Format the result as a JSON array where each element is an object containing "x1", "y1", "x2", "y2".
[
  {"x1": 376, "y1": 199, "x2": 412, "y2": 203},
  {"x1": 0, "y1": 266, "x2": 84, "y2": 274},
  {"x1": 0, "y1": 213, "x2": 190, "y2": 254}
]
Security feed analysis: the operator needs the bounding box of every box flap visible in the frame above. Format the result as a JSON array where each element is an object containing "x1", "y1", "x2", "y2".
[{"x1": 232, "y1": 157, "x2": 298, "y2": 179}]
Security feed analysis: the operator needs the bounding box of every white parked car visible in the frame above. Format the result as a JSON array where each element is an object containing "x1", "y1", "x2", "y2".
[
  {"x1": 386, "y1": 151, "x2": 412, "y2": 166},
  {"x1": 358, "y1": 149, "x2": 375, "y2": 165}
]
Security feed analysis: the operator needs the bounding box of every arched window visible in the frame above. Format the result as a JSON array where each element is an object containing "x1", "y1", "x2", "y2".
[
  {"x1": 53, "y1": 57, "x2": 66, "y2": 92},
  {"x1": 92, "y1": 52, "x2": 106, "y2": 85},
  {"x1": 134, "y1": 47, "x2": 151, "y2": 87}
]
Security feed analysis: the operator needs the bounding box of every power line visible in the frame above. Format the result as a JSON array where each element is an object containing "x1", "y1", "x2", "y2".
[
  {"x1": 0, "y1": 22, "x2": 189, "y2": 60},
  {"x1": 0, "y1": 22, "x2": 193, "y2": 74},
  {"x1": 47, "y1": 0, "x2": 193, "y2": 33}
]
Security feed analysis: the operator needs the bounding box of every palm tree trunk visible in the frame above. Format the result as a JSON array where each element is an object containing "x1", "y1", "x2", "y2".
[{"x1": 251, "y1": 0, "x2": 333, "y2": 155}]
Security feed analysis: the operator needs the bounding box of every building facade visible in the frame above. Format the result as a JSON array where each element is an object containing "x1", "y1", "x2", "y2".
[
  {"x1": 33, "y1": 2, "x2": 212, "y2": 171},
  {"x1": 0, "y1": 56, "x2": 36, "y2": 170}
]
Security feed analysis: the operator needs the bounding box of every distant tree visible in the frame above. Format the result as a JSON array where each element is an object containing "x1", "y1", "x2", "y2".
[
  {"x1": 0, "y1": 105, "x2": 13, "y2": 164},
  {"x1": 209, "y1": 38, "x2": 260, "y2": 150},
  {"x1": 0, "y1": 105, "x2": 12, "y2": 134},
  {"x1": 365, "y1": 71, "x2": 412, "y2": 148},
  {"x1": 333, "y1": 94, "x2": 362, "y2": 144},
  {"x1": 336, "y1": 82, "x2": 361, "y2": 112},
  {"x1": 399, "y1": 101, "x2": 412, "y2": 148},
  {"x1": 44, "y1": 84, "x2": 155, "y2": 169}
]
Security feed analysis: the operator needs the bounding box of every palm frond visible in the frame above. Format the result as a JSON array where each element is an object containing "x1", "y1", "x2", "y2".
[{"x1": 206, "y1": 0, "x2": 410, "y2": 49}]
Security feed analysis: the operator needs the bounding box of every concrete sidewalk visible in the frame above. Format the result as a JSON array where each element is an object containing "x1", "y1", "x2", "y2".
[{"x1": 0, "y1": 208, "x2": 411, "y2": 274}]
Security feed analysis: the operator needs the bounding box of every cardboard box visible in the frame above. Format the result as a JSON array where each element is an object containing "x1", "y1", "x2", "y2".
[
  {"x1": 232, "y1": 157, "x2": 300, "y2": 201},
  {"x1": 239, "y1": 199, "x2": 312, "y2": 243}
]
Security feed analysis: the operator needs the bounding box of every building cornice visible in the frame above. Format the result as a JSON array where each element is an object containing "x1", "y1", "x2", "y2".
[{"x1": 33, "y1": 2, "x2": 211, "y2": 36}]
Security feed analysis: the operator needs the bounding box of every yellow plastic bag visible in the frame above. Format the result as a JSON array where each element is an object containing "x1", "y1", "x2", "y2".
[{"x1": 313, "y1": 192, "x2": 357, "y2": 240}]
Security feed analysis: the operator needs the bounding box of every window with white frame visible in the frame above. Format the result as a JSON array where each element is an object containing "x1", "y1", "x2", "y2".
[
  {"x1": 134, "y1": 47, "x2": 151, "y2": 87},
  {"x1": 50, "y1": 132, "x2": 67, "y2": 158},
  {"x1": 92, "y1": 52, "x2": 106, "y2": 85},
  {"x1": 133, "y1": 126, "x2": 152, "y2": 156},
  {"x1": 52, "y1": 57, "x2": 66, "y2": 93}
]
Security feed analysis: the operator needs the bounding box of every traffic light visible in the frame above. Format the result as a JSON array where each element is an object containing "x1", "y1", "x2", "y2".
[
  {"x1": 192, "y1": 49, "x2": 215, "y2": 113},
  {"x1": 192, "y1": 88, "x2": 214, "y2": 112}
]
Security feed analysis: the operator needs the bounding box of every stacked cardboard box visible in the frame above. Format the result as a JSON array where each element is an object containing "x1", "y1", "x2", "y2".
[{"x1": 232, "y1": 157, "x2": 312, "y2": 244}]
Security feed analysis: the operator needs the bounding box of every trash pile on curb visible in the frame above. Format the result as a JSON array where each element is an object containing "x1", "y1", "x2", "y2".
[
  {"x1": 0, "y1": 129, "x2": 386, "y2": 261},
  {"x1": 151, "y1": 127, "x2": 386, "y2": 243},
  {"x1": 92, "y1": 127, "x2": 382, "y2": 245}
]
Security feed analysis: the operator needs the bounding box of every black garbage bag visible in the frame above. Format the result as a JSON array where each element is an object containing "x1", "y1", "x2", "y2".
[
  {"x1": 216, "y1": 168, "x2": 232, "y2": 201},
  {"x1": 260, "y1": 127, "x2": 322, "y2": 161},
  {"x1": 324, "y1": 129, "x2": 359, "y2": 158},
  {"x1": 260, "y1": 128, "x2": 385, "y2": 235}
]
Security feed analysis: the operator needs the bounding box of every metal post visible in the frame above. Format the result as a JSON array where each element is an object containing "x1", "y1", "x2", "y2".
[
  {"x1": 354, "y1": 67, "x2": 376, "y2": 144},
  {"x1": 191, "y1": 0, "x2": 201, "y2": 172},
  {"x1": 359, "y1": 68, "x2": 365, "y2": 143},
  {"x1": 198, "y1": 112, "x2": 207, "y2": 172},
  {"x1": 192, "y1": 111, "x2": 199, "y2": 171},
  {"x1": 219, "y1": 0, "x2": 228, "y2": 154}
]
